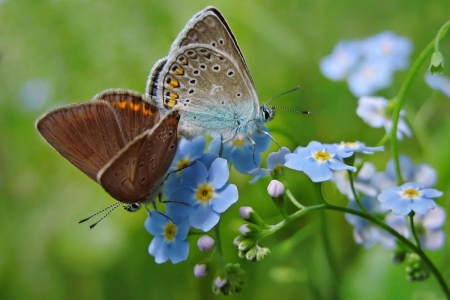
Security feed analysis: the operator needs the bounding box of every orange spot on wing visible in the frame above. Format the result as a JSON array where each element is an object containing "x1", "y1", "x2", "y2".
[
  {"x1": 129, "y1": 102, "x2": 141, "y2": 111},
  {"x1": 142, "y1": 106, "x2": 154, "y2": 116},
  {"x1": 168, "y1": 78, "x2": 180, "y2": 89},
  {"x1": 174, "y1": 68, "x2": 184, "y2": 76},
  {"x1": 118, "y1": 101, "x2": 127, "y2": 109}
]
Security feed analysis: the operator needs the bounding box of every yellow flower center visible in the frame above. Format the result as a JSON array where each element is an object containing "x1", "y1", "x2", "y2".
[
  {"x1": 314, "y1": 151, "x2": 330, "y2": 162},
  {"x1": 233, "y1": 139, "x2": 245, "y2": 146},
  {"x1": 274, "y1": 165, "x2": 283, "y2": 172},
  {"x1": 177, "y1": 158, "x2": 190, "y2": 170},
  {"x1": 196, "y1": 185, "x2": 213, "y2": 202},
  {"x1": 402, "y1": 187, "x2": 420, "y2": 199},
  {"x1": 164, "y1": 223, "x2": 177, "y2": 241},
  {"x1": 345, "y1": 142, "x2": 357, "y2": 147}
]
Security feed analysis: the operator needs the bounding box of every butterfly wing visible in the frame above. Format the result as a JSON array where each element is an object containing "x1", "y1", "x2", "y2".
[
  {"x1": 94, "y1": 89, "x2": 160, "y2": 143},
  {"x1": 36, "y1": 101, "x2": 127, "y2": 181},
  {"x1": 36, "y1": 90, "x2": 160, "y2": 181},
  {"x1": 171, "y1": 7, "x2": 254, "y2": 87},
  {"x1": 97, "y1": 110, "x2": 180, "y2": 203},
  {"x1": 150, "y1": 8, "x2": 259, "y2": 139}
]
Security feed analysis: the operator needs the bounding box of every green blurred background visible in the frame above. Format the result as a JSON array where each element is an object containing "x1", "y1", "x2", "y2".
[{"x1": 1, "y1": 0, "x2": 450, "y2": 299}]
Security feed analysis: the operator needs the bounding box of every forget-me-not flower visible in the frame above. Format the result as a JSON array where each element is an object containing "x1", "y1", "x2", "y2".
[
  {"x1": 371, "y1": 154, "x2": 437, "y2": 190},
  {"x1": 144, "y1": 208, "x2": 190, "y2": 264},
  {"x1": 167, "y1": 158, "x2": 239, "y2": 231},
  {"x1": 320, "y1": 31, "x2": 412, "y2": 97},
  {"x1": 320, "y1": 41, "x2": 361, "y2": 81},
  {"x1": 208, "y1": 128, "x2": 271, "y2": 174},
  {"x1": 362, "y1": 31, "x2": 412, "y2": 71},
  {"x1": 345, "y1": 196, "x2": 393, "y2": 248},
  {"x1": 356, "y1": 96, "x2": 411, "y2": 140},
  {"x1": 331, "y1": 161, "x2": 379, "y2": 200},
  {"x1": 248, "y1": 147, "x2": 291, "y2": 183},
  {"x1": 385, "y1": 206, "x2": 446, "y2": 250},
  {"x1": 347, "y1": 59, "x2": 393, "y2": 97},
  {"x1": 377, "y1": 182, "x2": 442, "y2": 215},
  {"x1": 284, "y1": 141, "x2": 356, "y2": 182},
  {"x1": 334, "y1": 141, "x2": 384, "y2": 157}
]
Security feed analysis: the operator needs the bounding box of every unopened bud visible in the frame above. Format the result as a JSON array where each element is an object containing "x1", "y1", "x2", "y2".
[
  {"x1": 197, "y1": 235, "x2": 215, "y2": 252},
  {"x1": 194, "y1": 264, "x2": 209, "y2": 277}
]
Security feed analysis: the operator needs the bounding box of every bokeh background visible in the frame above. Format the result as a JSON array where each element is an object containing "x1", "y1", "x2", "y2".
[{"x1": 1, "y1": 0, "x2": 450, "y2": 299}]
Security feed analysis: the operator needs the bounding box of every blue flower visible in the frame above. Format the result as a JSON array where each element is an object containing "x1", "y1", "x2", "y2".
[
  {"x1": 424, "y1": 71, "x2": 450, "y2": 97},
  {"x1": 320, "y1": 31, "x2": 412, "y2": 97},
  {"x1": 167, "y1": 158, "x2": 239, "y2": 231},
  {"x1": 362, "y1": 31, "x2": 412, "y2": 71},
  {"x1": 320, "y1": 41, "x2": 361, "y2": 81},
  {"x1": 371, "y1": 154, "x2": 437, "y2": 190},
  {"x1": 248, "y1": 147, "x2": 291, "y2": 183},
  {"x1": 144, "y1": 207, "x2": 190, "y2": 264},
  {"x1": 385, "y1": 205, "x2": 446, "y2": 250},
  {"x1": 334, "y1": 141, "x2": 384, "y2": 156},
  {"x1": 208, "y1": 128, "x2": 271, "y2": 174},
  {"x1": 331, "y1": 161, "x2": 379, "y2": 200},
  {"x1": 377, "y1": 182, "x2": 442, "y2": 215},
  {"x1": 345, "y1": 196, "x2": 392, "y2": 248},
  {"x1": 164, "y1": 136, "x2": 208, "y2": 194},
  {"x1": 347, "y1": 59, "x2": 393, "y2": 97},
  {"x1": 356, "y1": 96, "x2": 411, "y2": 140},
  {"x1": 284, "y1": 141, "x2": 356, "y2": 182}
]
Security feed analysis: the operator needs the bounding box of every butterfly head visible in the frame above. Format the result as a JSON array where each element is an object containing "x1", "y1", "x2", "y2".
[{"x1": 260, "y1": 105, "x2": 276, "y2": 123}]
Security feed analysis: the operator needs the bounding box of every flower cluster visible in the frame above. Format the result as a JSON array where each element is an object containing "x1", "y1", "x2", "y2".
[
  {"x1": 320, "y1": 31, "x2": 412, "y2": 97},
  {"x1": 335, "y1": 154, "x2": 445, "y2": 250},
  {"x1": 144, "y1": 136, "x2": 239, "y2": 264},
  {"x1": 356, "y1": 96, "x2": 411, "y2": 140}
]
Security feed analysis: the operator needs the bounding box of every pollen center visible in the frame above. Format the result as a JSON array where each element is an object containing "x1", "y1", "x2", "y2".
[
  {"x1": 314, "y1": 151, "x2": 330, "y2": 161},
  {"x1": 164, "y1": 223, "x2": 177, "y2": 241},
  {"x1": 402, "y1": 187, "x2": 420, "y2": 199},
  {"x1": 177, "y1": 158, "x2": 190, "y2": 170},
  {"x1": 233, "y1": 139, "x2": 245, "y2": 146},
  {"x1": 196, "y1": 185, "x2": 213, "y2": 202},
  {"x1": 345, "y1": 142, "x2": 357, "y2": 147}
]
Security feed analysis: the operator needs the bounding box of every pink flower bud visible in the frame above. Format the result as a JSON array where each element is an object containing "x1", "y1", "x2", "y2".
[{"x1": 267, "y1": 180, "x2": 285, "y2": 197}]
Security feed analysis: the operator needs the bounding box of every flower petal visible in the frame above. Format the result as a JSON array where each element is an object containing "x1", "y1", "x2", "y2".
[
  {"x1": 189, "y1": 203, "x2": 220, "y2": 231},
  {"x1": 208, "y1": 158, "x2": 229, "y2": 189},
  {"x1": 210, "y1": 184, "x2": 238, "y2": 213}
]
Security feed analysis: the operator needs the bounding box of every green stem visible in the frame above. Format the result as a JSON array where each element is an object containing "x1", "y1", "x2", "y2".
[
  {"x1": 434, "y1": 20, "x2": 450, "y2": 50},
  {"x1": 214, "y1": 221, "x2": 224, "y2": 267},
  {"x1": 390, "y1": 39, "x2": 434, "y2": 184},
  {"x1": 348, "y1": 170, "x2": 367, "y2": 213},
  {"x1": 319, "y1": 203, "x2": 340, "y2": 294},
  {"x1": 316, "y1": 183, "x2": 340, "y2": 294},
  {"x1": 391, "y1": 21, "x2": 450, "y2": 185},
  {"x1": 262, "y1": 202, "x2": 450, "y2": 298},
  {"x1": 408, "y1": 212, "x2": 422, "y2": 248},
  {"x1": 286, "y1": 188, "x2": 304, "y2": 210}
]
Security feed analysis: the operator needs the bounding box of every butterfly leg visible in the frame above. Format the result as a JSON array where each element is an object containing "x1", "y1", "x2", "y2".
[
  {"x1": 218, "y1": 135, "x2": 224, "y2": 157},
  {"x1": 247, "y1": 136, "x2": 259, "y2": 168},
  {"x1": 261, "y1": 130, "x2": 281, "y2": 149}
]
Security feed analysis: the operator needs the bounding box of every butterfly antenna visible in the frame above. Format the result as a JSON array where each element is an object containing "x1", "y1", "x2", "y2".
[
  {"x1": 272, "y1": 105, "x2": 310, "y2": 115},
  {"x1": 264, "y1": 85, "x2": 300, "y2": 106},
  {"x1": 264, "y1": 86, "x2": 310, "y2": 115},
  {"x1": 78, "y1": 202, "x2": 121, "y2": 230}
]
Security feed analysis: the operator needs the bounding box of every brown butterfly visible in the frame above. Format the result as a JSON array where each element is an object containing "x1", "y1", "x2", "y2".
[{"x1": 36, "y1": 89, "x2": 180, "y2": 228}]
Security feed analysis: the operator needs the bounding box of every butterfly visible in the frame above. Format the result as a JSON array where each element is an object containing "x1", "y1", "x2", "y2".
[
  {"x1": 36, "y1": 89, "x2": 180, "y2": 228},
  {"x1": 146, "y1": 6, "x2": 275, "y2": 144}
]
